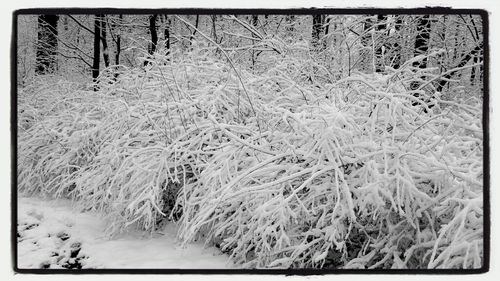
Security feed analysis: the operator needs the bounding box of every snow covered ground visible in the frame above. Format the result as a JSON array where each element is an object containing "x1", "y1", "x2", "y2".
[{"x1": 17, "y1": 196, "x2": 234, "y2": 269}]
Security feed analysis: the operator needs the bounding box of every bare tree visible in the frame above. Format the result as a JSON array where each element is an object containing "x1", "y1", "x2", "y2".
[
  {"x1": 311, "y1": 15, "x2": 323, "y2": 50},
  {"x1": 251, "y1": 15, "x2": 259, "y2": 68},
  {"x1": 115, "y1": 15, "x2": 122, "y2": 65},
  {"x1": 92, "y1": 15, "x2": 101, "y2": 87},
  {"x1": 36, "y1": 15, "x2": 59, "y2": 74},
  {"x1": 100, "y1": 15, "x2": 110, "y2": 68},
  {"x1": 375, "y1": 15, "x2": 387, "y2": 73},
  {"x1": 145, "y1": 14, "x2": 158, "y2": 66}
]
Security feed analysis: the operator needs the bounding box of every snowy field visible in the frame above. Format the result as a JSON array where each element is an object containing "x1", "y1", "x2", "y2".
[{"x1": 17, "y1": 196, "x2": 234, "y2": 269}]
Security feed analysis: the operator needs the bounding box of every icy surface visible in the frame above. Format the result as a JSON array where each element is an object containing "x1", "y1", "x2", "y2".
[{"x1": 17, "y1": 196, "x2": 234, "y2": 269}]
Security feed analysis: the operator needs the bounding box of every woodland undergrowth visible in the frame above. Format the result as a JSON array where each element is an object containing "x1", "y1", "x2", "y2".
[{"x1": 18, "y1": 43, "x2": 483, "y2": 269}]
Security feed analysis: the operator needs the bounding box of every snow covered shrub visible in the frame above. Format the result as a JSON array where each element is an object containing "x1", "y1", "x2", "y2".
[
  {"x1": 18, "y1": 79, "x2": 98, "y2": 197},
  {"x1": 173, "y1": 50, "x2": 483, "y2": 269},
  {"x1": 18, "y1": 44, "x2": 483, "y2": 269}
]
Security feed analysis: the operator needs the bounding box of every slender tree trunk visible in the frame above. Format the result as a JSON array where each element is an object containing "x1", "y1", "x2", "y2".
[
  {"x1": 100, "y1": 15, "x2": 110, "y2": 68},
  {"x1": 452, "y1": 25, "x2": 460, "y2": 61},
  {"x1": 164, "y1": 15, "x2": 171, "y2": 57},
  {"x1": 412, "y1": 15, "x2": 431, "y2": 69},
  {"x1": 145, "y1": 14, "x2": 158, "y2": 66},
  {"x1": 211, "y1": 15, "x2": 218, "y2": 42},
  {"x1": 322, "y1": 15, "x2": 330, "y2": 50},
  {"x1": 251, "y1": 15, "x2": 258, "y2": 69},
  {"x1": 323, "y1": 15, "x2": 330, "y2": 36},
  {"x1": 150, "y1": 14, "x2": 158, "y2": 54},
  {"x1": 410, "y1": 15, "x2": 432, "y2": 111},
  {"x1": 375, "y1": 15, "x2": 387, "y2": 73},
  {"x1": 92, "y1": 15, "x2": 101, "y2": 88},
  {"x1": 312, "y1": 15, "x2": 323, "y2": 50},
  {"x1": 438, "y1": 15, "x2": 447, "y2": 74},
  {"x1": 189, "y1": 15, "x2": 199, "y2": 46},
  {"x1": 36, "y1": 15, "x2": 59, "y2": 75},
  {"x1": 410, "y1": 15, "x2": 431, "y2": 92},
  {"x1": 111, "y1": 14, "x2": 122, "y2": 81},
  {"x1": 115, "y1": 14, "x2": 122, "y2": 65},
  {"x1": 436, "y1": 42, "x2": 483, "y2": 92},
  {"x1": 470, "y1": 53, "x2": 478, "y2": 84}
]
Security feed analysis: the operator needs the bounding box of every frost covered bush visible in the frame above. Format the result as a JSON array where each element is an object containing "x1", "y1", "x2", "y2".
[{"x1": 18, "y1": 45, "x2": 483, "y2": 269}]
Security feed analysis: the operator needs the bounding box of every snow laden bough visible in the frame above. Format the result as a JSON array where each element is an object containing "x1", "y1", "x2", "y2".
[{"x1": 18, "y1": 47, "x2": 483, "y2": 269}]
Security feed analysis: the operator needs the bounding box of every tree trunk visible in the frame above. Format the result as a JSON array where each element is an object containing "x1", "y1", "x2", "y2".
[
  {"x1": 322, "y1": 15, "x2": 330, "y2": 50},
  {"x1": 311, "y1": 15, "x2": 323, "y2": 50},
  {"x1": 150, "y1": 14, "x2": 158, "y2": 54},
  {"x1": 412, "y1": 15, "x2": 431, "y2": 69},
  {"x1": 211, "y1": 15, "x2": 218, "y2": 42},
  {"x1": 145, "y1": 14, "x2": 158, "y2": 66},
  {"x1": 100, "y1": 15, "x2": 110, "y2": 68},
  {"x1": 36, "y1": 15, "x2": 59, "y2": 75},
  {"x1": 375, "y1": 15, "x2": 387, "y2": 73},
  {"x1": 251, "y1": 15, "x2": 258, "y2": 68},
  {"x1": 189, "y1": 15, "x2": 199, "y2": 46},
  {"x1": 436, "y1": 42, "x2": 483, "y2": 92},
  {"x1": 92, "y1": 15, "x2": 101, "y2": 88},
  {"x1": 115, "y1": 14, "x2": 122, "y2": 65},
  {"x1": 164, "y1": 15, "x2": 171, "y2": 57},
  {"x1": 410, "y1": 15, "x2": 431, "y2": 92}
]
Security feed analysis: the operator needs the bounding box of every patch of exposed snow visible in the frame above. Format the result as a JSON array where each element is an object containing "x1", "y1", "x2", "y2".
[{"x1": 17, "y1": 196, "x2": 234, "y2": 269}]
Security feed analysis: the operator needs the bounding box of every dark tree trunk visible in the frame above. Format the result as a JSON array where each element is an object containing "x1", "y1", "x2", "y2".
[
  {"x1": 470, "y1": 53, "x2": 479, "y2": 84},
  {"x1": 92, "y1": 15, "x2": 101, "y2": 87},
  {"x1": 312, "y1": 15, "x2": 323, "y2": 50},
  {"x1": 412, "y1": 15, "x2": 431, "y2": 70},
  {"x1": 436, "y1": 42, "x2": 483, "y2": 92},
  {"x1": 115, "y1": 14, "x2": 122, "y2": 65},
  {"x1": 251, "y1": 15, "x2": 259, "y2": 68},
  {"x1": 164, "y1": 15, "x2": 171, "y2": 56},
  {"x1": 100, "y1": 15, "x2": 110, "y2": 68},
  {"x1": 145, "y1": 14, "x2": 158, "y2": 66},
  {"x1": 323, "y1": 15, "x2": 330, "y2": 36},
  {"x1": 251, "y1": 15, "x2": 258, "y2": 29},
  {"x1": 210, "y1": 15, "x2": 222, "y2": 55},
  {"x1": 150, "y1": 14, "x2": 158, "y2": 54},
  {"x1": 452, "y1": 25, "x2": 460, "y2": 61},
  {"x1": 410, "y1": 15, "x2": 431, "y2": 89},
  {"x1": 375, "y1": 15, "x2": 387, "y2": 73},
  {"x1": 189, "y1": 15, "x2": 199, "y2": 46},
  {"x1": 36, "y1": 15, "x2": 59, "y2": 75},
  {"x1": 211, "y1": 15, "x2": 218, "y2": 42},
  {"x1": 322, "y1": 15, "x2": 330, "y2": 50}
]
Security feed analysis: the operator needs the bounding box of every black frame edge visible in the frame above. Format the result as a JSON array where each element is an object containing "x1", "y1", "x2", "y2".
[{"x1": 11, "y1": 7, "x2": 490, "y2": 275}]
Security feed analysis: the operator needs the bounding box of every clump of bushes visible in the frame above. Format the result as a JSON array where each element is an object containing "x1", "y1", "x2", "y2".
[{"x1": 18, "y1": 45, "x2": 483, "y2": 269}]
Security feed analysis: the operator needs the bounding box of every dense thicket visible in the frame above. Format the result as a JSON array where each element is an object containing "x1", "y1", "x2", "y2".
[{"x1": 18, "y1": 13, "x2": 484, "y2": 269}]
